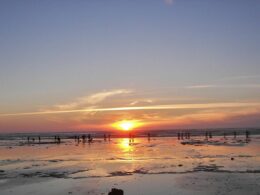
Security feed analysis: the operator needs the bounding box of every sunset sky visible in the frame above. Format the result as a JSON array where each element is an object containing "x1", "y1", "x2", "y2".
[{"x1": 0, "y1": 0, "x2": 260, "y2": 132}]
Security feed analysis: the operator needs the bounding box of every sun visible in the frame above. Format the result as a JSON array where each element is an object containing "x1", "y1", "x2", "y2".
[
  {"x1": 112, "y1": 120, "x2": 142, "y2": 131},
  {"x1": 119, "y1": 121, "x2": 134, "y2": 131}
]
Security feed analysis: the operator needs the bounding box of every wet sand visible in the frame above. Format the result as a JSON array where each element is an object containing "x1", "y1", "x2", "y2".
[{"x1": 0, "y1": 136, "x2": 260, "y2": 194}]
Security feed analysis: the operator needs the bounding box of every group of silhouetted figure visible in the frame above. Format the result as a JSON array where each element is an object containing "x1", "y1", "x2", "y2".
[
  {"x1": 223, "y1": 130, "x2": 250, "y2": 140},
  {"x1": 177, "y1": 132, "x2": 191, "y2": 140},
  {"x1": 25, "y1": 130, "x2": 251, "y2": 145},
  {"x1": 176, "y1": 130, "x2": 251, "y2": 141},
  {"x1": 27, "y1": 136, "x2": 41, "y2": 144},
  {"x1": 74, "y1": 134, "x2": 94, "y2": 143}
]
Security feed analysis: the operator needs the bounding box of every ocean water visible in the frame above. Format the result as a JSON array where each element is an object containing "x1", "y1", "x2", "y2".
[{"x1": 0, "y1": 130, "x2": 260, "y2": 195}]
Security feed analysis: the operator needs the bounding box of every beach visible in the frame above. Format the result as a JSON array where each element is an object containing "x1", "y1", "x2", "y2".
[{"x1": 0, "y1": 133, "x2": 260, "y2": 195}]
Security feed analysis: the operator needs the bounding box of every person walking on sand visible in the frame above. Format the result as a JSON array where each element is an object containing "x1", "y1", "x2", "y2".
[
  {"x1": 88, "y1": 134, "x2": 93, "y2": 143},
  {"x1": 38, "y1": 136, "x2": 41, "y2": 143},
  {"x1": 57, "y1": 136, "x2": 61, "y2": 144},
  {"x1": 209, "y1": 132, "x2": 212, "y2": 139},
  {"x1": 205, "y1": 132, "x2": 208, "y2": 140},
  {"x1": 246, "y1": 130, "x2": 250, "y2": 139}
]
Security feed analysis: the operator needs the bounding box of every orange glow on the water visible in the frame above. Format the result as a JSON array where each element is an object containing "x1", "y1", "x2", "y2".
[
  {"x1": 119, "y1": 138, "x2": 131, "y2": 149},
  {"x1": 112, "y1": 120, "x2": 142, "y2": 131}
]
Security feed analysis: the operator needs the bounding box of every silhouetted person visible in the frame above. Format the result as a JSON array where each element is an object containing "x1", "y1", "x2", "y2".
[
  {"x1": 57, "y1": 136, "x2": 61, "y2": 144},
  {"x1": 108, "y1": 134, "x2": 111, "y2": 142},
  {"x1": 205, "y1": 132, "x2": 208, "y2": 140},
  {"x1": 234, "y1": 131, "x2": 237, "y2": 139},
  {"x1": 129, "y1": 133, "x2": 132, "y2": 143},
  {"x1": 38, "y1": 136, "x2": 41, "y2": 143},
  {"x1": 209, "y1": 132, "x2": 212, "y2": 139},
  {"x1": 104, "y1": 134, "x2": 107, "y2": 141},
  {"x1": 32, "y1": 138, "x2": 35, "y2": 143},
  {"x1": 82, "y1": 135, "x2": 86, "y2": 143},
  {"x1": 27, "y1": 137, "x2": 30, "y2": 143},
  {"x1": 177, "y1": 132, "x2": 180, "y2": 140},
  {"x1": 88, "y1": 134, "x2": 93, "y2": 143},
  {"x1": 224, "y1": 132, "x2": 226, "y2": 139},
  {"x1": 147, "y1": 133, "x2": 151, "y2": 142},
  {"x1": 181, "y1": 132, "x2": 184, "y2": 140},
  {"x1": 246, "y1": 130, "x2": 250, "y2": 139}
]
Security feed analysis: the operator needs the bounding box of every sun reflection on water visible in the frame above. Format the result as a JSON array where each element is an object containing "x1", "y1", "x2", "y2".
[{"x1": 119, "y1": 138, "x2": 132, "y2": 151}]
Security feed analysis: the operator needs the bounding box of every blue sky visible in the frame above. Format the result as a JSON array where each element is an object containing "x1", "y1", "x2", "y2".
[{"x1": 0, "y1": 0, "x2": 260, "y2": 132}]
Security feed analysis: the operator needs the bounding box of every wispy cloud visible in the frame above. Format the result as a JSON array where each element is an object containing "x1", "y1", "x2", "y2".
[
  {"x1": 185, "y1": 85, "x2": 216, "y2": 89},
  {"x1": 2, "y1": 102, "x2": 260, "y2": 117},
  {"x1": 130, "y1": 99, "x2": 153, "y2": 106},
  {"x1": 52, "y1": 89, "x2": 132, "y2": 110}
]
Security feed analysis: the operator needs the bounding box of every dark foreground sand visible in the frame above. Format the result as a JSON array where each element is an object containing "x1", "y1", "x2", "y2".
[{"x1": 0, "y1": 172, "x2": 260, "y2": 195}]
